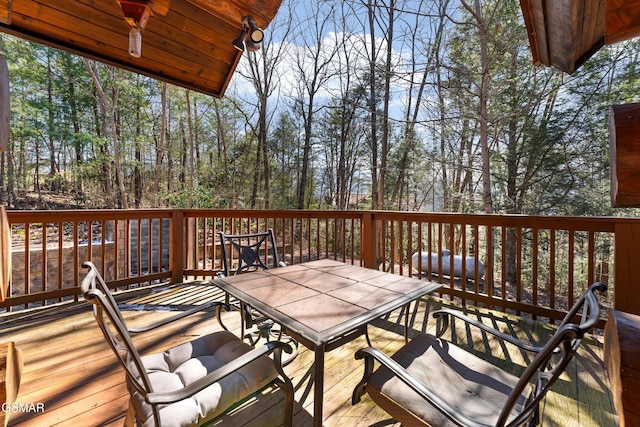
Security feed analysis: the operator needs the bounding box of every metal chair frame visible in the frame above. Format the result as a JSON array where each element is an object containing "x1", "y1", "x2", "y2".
[
  {"x1": 81, "y1": 261, "x2": 294, "y2": 427},
  {"x1": 352, "y1": 282, "x2": 607, "y2": 427},
  {"x1": 218, "y1": 229, "x2": 300, "y2": 365}
]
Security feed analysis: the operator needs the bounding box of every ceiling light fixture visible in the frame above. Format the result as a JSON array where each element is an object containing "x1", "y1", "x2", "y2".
[
  {"x1": 233, "y1": 16, "x2": 264, "y2": 53},
  {"x1": 232, "y1": 26, "x2": 247, "y2": 51},
  {"x1": 117, "y1": 0, "x2": 153, "y2": 58}
]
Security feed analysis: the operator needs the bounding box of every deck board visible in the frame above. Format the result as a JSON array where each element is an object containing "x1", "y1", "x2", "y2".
[{"x1": 0, "y1": 282, "x2": 617, "y2": 426}]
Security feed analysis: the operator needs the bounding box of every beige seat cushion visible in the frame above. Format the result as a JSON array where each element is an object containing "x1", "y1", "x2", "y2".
[
  {"x1": 128, "y1": 330, "x2": 278, "y2": 427},
  {"x1": 367, "y1": 334, "x2": 530, "y2": 427}
]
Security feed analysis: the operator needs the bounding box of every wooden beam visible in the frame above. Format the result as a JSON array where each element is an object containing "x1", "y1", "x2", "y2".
[
  {"x1": 610, "y1": 104, "x2": 640, "y2": 207},
  {"x1": 614, "y1": 222, "x2": 640, "y2": 315},
  {"x1": 519, "y1": 0, "x2": 543, "y2": 66},
  {"x1": 171, "y1": 210, "x2": 184, "y2": 284},
  {"x1": 604, "y1": 310, "x2": 640, "y2": 427},
  {"x1": 361, "y1": 212, "x2": 378, "y2": 269},
  {"x1": 519, "y1": 0, "x2": 605, "y2": 74},
  {"x1": 0, "y1": 341, "x2": 22, "y2": 427}
]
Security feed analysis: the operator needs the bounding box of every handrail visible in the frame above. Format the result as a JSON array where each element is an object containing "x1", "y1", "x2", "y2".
[{"x1": 2, "y1": 208, "x2": 639, "y2": 321}]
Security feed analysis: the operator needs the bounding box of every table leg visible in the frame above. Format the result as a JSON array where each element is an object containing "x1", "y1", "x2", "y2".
[
  {"x1": 313, "y1": 345, "x2": 325, "y2": 427},
  {"x1": 404, "y1": 302, "x2": 410, "y2": 343},
  {"x1": 239, "y1": 301, "x2": 247, "y2": 340}
]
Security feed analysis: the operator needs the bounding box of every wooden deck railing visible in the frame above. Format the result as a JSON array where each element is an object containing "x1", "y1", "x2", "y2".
[{"x1": 3, "y1": 209, "x2": 640, "y2": 323}]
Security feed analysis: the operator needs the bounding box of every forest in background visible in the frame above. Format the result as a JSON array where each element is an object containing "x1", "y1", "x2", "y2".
[{"x1": 1, "y1": 0, "x2": 639, "y2": 216}]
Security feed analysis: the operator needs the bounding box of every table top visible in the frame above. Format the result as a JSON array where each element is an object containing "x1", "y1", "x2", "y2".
[{"x1": 213, "y1": 259, "x2": 441, "y2": 347}]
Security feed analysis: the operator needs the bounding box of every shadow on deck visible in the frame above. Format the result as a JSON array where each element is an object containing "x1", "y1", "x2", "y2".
[{"x1": 0, "y1": 282, "x2": 618, "y2": 426}]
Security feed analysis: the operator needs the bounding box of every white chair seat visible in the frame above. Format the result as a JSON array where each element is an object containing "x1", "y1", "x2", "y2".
[{"x1": 130, "y1": 331, "x2": 278, "y2": 427}]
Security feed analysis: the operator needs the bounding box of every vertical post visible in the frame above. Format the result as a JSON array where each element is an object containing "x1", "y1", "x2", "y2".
[
  {"x1": 0, "y1": 206, "x2": 10, "y2": 303},
  {"x1": 362, "y1": 212, "x2": 378, "y2": 269},
  {"x1": 170, "y1": 209, "x2": 184, "y2": 284},
  {"x1": 0, "y1": 341, "x2": 22, "y2": 427},
  {"x1": 614, "y1": 222, "x2": 640, "y2": 315}
]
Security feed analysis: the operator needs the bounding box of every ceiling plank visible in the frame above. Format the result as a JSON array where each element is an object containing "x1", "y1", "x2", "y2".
[
  {"x1": 187, "y1": 0, "x2": 282, "y2": 29},
  {"x1": 0, "y1": 0, "x2": 10, "y2": 25},
  {"x1": 0, "y1": 0, "x2": 281, "y2": 97},
  {"x1": 606, "y1": 0, "x2": 640, "y2": 45}
]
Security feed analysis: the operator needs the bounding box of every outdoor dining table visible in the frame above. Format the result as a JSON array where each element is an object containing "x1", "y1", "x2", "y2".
[{"x1": 212, "y1": 259, "x2": 442, "y2": 427}]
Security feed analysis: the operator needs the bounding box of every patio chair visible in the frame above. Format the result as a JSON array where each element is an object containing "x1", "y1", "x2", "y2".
[
  {"x1": 81, "y1": 261, "x2": 294, "y2": 427},
  {"x1": 218, "y1": 229, "x2": 299, "y2": 365},
  {"x1": 219, "y1": 228, "x2": 286, "y2": 277},
  {"x1": 352, "y1": 282, "x2": 606, "y2": 427}
]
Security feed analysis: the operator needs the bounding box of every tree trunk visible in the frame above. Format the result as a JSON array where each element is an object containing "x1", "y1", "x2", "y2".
[
  {"x1": 152, "y1": 82, "x2": 167, "y2": 207},
  {"x1": 475, "y1": 0, "x2": 493, "y2": 214},
  {"x1": 46, "y1": 50, "x2": 59, "y2": 191},
  {"x1": 64, "y1": 53, "x2": 84, "y2": 204},
  {"x1": 260, "y1": 104, "x2": 270, "y2": 209},
  {"x1": 379, "y1": 0, "x2": 394, "y2": 210},
  {"x1": 84, "y1": 59, "x2": 128, "y2": 209},
  {"x1": 186, "y1": 90, "x2": 194, "y2": 207},
  {"x1": 134, "y1": 106, "x2": 142, "y2": 208},
  {"x1": 368, "y1": 0, "x2": 379, "y2": 210}
]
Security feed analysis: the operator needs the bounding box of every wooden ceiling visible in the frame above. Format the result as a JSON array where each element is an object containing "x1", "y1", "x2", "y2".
[
  {"x1": 0, "y1": 0, "x2": 283, "y2": 97},
  {"x1": 519, "y1": 0, "x2": 640, "y2": 74}
]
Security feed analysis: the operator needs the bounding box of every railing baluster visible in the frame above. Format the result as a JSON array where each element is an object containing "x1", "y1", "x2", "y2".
[
  {"x1": 58, "y1": 222, "x2": 63, "y2": 301},
  {"x1": 486, "y1": 224, "x2": 494, "y2": 310},
  {"x1": 72, "y1": 221, "x2": 79, "y2": 293},
  {"x1": 568, "y1": 228, "x2": 575, "y2": 308},
  {"x1": 516, "y1": 227, "x2": 522, "y2": 314},
  {"x1": 588, "y1": 230, "x2": 595, "y2": 285},
  {"x1": 41, "y1": 222, "x2": 47, "y2": 295},
  {"x1": 532, "y1": 227, "x2": 539, "y2": 317},
  {"x1": 550, "y1": 228, "x2": 556, "y2": 312},
  {"x1": 473, "y1": 224, "x2": 479, "y2": 295},
  {"x1": 501, "y1": 225, "x2": 506, "y2": 300}
]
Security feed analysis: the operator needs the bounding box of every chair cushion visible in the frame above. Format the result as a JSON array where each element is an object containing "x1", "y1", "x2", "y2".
[
  {"x1": 127, "y1": 330, "x2": 278, "y2": 427},
  {"x1": 367, "y1": 334, "x2": 530, "y2": 427}
]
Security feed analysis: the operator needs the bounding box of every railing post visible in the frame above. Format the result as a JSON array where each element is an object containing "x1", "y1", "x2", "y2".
[
  {"x1": 614, "y1": 221, "x2": 640, "y2": 315},
  {"x1": 170, "y1": 209, "x2": 184, "y2": 284},
  {"x1": 362, "y1": 212, "x2": 378, "y2": 269}
]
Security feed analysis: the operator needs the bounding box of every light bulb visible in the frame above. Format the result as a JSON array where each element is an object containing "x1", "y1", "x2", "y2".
[{"x1": 129, "y1": 27, "x2": 142, "y2": 58}]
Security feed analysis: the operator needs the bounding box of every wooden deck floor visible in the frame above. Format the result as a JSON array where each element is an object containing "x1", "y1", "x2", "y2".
[{"x1": 1, "y1": 282, "x2": 618, "y2": 426}]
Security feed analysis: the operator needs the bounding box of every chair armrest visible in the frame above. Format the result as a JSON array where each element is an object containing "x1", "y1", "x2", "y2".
[
  {"x1": 128, "y1": 301, "x2": 230, "y2": 333},
  {"x1": 145, "y1": 341, "x2": 292, "y2": 405},
  {"x1": 432, "y1": 309, "x2": 543, "y2": 353},
  {"x1": 353, "y1": 347, "x2": 491, "y2": 427}
]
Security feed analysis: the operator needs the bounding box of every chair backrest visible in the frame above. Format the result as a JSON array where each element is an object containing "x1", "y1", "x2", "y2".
[
  {"x1": 0, "y1": 205, "x2": 10, "y2": 302},
  {"x1": 81, "y1": 262, "x2": 155, "y2": 407},
  {"x1": 556, "y1": 282, "x2": 607, "y2": 349},
  {"x1": 497, "y1": 282, "x2": 606, "y2": 427},
  {"x1": 219, "y1": 228, "x2": 283, "y2": 276}
]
